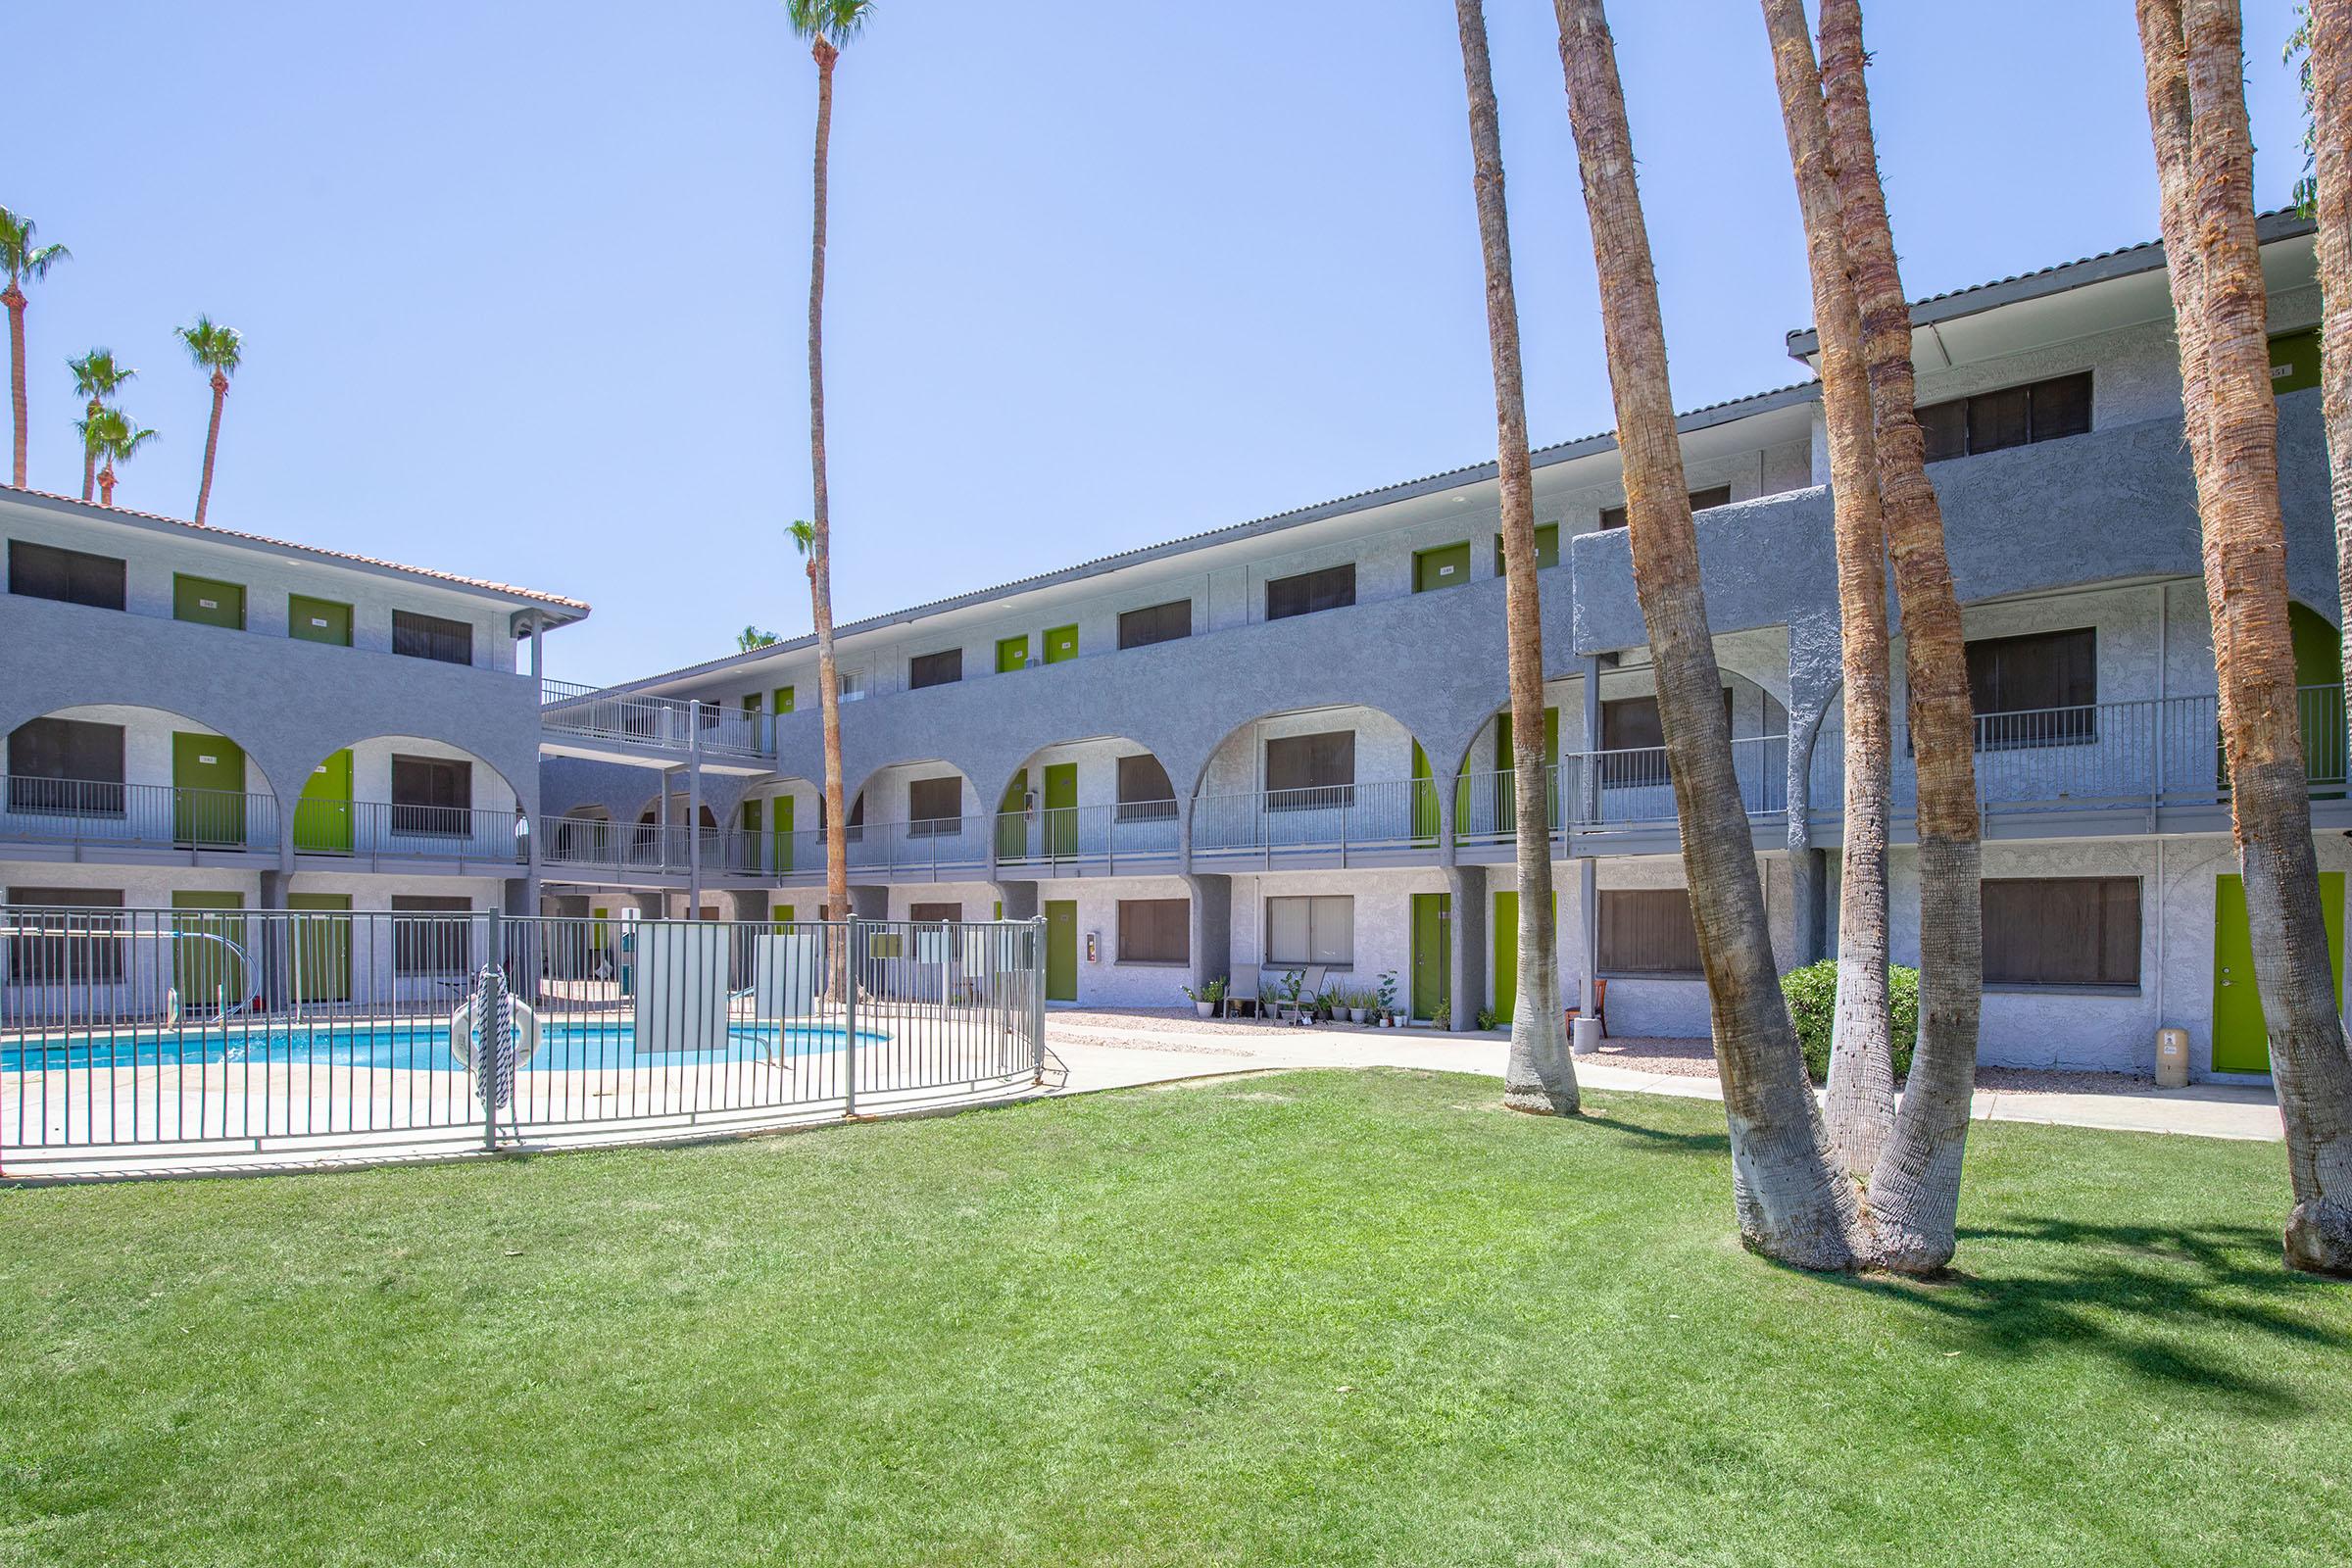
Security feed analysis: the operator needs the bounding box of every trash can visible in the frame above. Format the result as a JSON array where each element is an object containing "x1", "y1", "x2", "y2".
[{"x1": 2155, "y1": 1027, "x2": 2189, "y2": 1089}]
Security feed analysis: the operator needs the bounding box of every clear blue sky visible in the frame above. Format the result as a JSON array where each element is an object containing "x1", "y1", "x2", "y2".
[{"x1": 11, "y1": 1, "x2": 2314, "y2": 685}]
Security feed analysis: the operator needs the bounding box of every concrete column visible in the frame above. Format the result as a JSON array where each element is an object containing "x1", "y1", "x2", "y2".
[
  {"x1": 529, "y1": 612, "x2": 544, "y2": 681},
  {"x1": 255, "y1": 869, "x2": 291, "y2": 1012},
  {"x1": 1184, "y1": 872, "x2": 1232, "y2": 996},
  {"x1": 1578, "y1": 856, "x2": 1598, "y2": 1016},
  {"x1": 686, "y1": 720, "x2": 705, "y2": 918},
  {"x1": 1447, "y1": 862, "x2": 1488, "y2": 1032}
]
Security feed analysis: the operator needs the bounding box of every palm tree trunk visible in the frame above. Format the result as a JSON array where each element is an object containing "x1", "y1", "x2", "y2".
[
  {"x1": 194, "y1": 370, "x2": 226, "y2": 524},
  {"x1": 1817, "y1": 0, "x2": 1983, "y2": 1273},
  {"x1": 807, "y1": 36, "x2": 852, "y2": 991},
  {"x1": 5, "y1": 282, "x2": 25, "y2": 489},
  {"x1": 2141, "y1": 0, "x2": 2352, "y2": 1275},
  {"x1": 2313, "y1": 0, "x2": 2352, "y2": 779},
  {"x1": 82, "y1": 395, "x2": 99, "y2": 503},
  {"x1": 1455, "y1": 0, "x2": 1576, "y2": 1115},
  {"x1": 1761, "y1": 0, "x2": 1891, "y2": 1184},
  {"x1": 98, "y1": 462, "x2": 115, "y2": 506},
  {"x1": 1554, "y1": 0, "x2": 1858, "y2": 1270}
]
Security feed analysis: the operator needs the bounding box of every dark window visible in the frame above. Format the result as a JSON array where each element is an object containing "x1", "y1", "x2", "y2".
[
  {"x1": 392, "y1": 895, "x2": 472, "y2": 977},
  {"x1": 1115, "y1": 754, "x2": 1177, "y2": 821},
  {"x1": 908, "y1": 902, "x2": 962, "y2": 924},
  {"x1": 1598, "y1": 888, "x2": 1703, "y2": 976},
  {"x1": 1597, "y1": 693, "x2": 1732, "y2": 787},
  {"x1": 1599, "y1": 486, "x2": 1733, "y2": 531},
  {"x1": 906, "y1": 776, "x2": 962, "y2": 834},
  {"x1": 9, "y1": 540, "x2": 125, "y2": 611},
  {"x1": 1982, "y1": 878, "x2": 2140, "y2": 988},
  {"x1": 909, "y1": 649, "x2": 962, "y2": 690},
  {"x1": 1265, "y1": 564, "x2": 1355, "y2": 621},
  {"x1": 392, "y1": 611, "x2": 473, "y2": 666},
  {"x1": 5, "y1": 888, "x2": 127, "y2": 983},
  {"x1": 1917, "y1": 371, "x2": 2093, "y2": 463},
  {"x1": 1118, "y1": 600, "x2": 1194, "y2": 650},
  {"x1": 1118, "y1": 899, "x2": 1190, "y2": 964},
  {"x1": 1967, "y1": 628, "x2": 2096, "y2": 747},
  {"x1": 7, "y1": 717, "x2": 125, "y2": 814},
  {"x1": 390, "y1": 755, "x2": 473, "y2": 836},
  {"x1": 1264, "y1": 730, "x2": 1354, "y2": 808}
]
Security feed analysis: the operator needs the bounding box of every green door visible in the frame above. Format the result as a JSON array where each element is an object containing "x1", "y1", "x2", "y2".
[
  {"x1": 1493, "y1": 890, "x2": 1518, "y2": 1026},
  {"x1": 997, "y1": 770, "x2": 1029, "y2": 858},
  {"x1": 288, "y1": 595, "x2": 354, "y2": 646},
  {"x1": 172, "y1": 732, "x2": 247, "y2": 846},
  {"x1": 996, "y1": 635, "x2": 1031, "y2": 673},
  {"x1": 1495, "y1": 522, "x2": 1560, "y2": 574},
  {"x1": 172, "y1": 891, "x2": 248, "y2": 1007},
  {"x1": 286, "y1": 892, "x2": 353, "y2": 1004},
  {"x1": 1045, "y1": 900, "x2": 1078, "y2": 1001},
  {"x1": 294, "y1": 749, "x2": 354, "y2": 853},
  {"x1": 1495, "y1": 709, "x2": 1561, "y2": 831},
  {"x1": 1043, "y1": 762, "x2": 1078, "y2": 858},
  {"x1": 2213, "y1": 872, "x2": 2345, "y2": 1073},
  {"x1": 1410, "y1": 741, "x2": 1441, "y2": 844},
  {"x1": 173, "y1": 573, "x2": 246, "y2": 630},
  {"x1": 773, "y1": 795, "x2": 795, "y2": 872},
  {"x1": 2272, "y1": 327, "x2": 2323, "y2": 395},
  {"x1": 1044, "y1": 624, "x2": 1079, "y2": 663},
  {"x1": 1412, "y1": 892, "x2": 1451, "y2": 1021},
  {"x1": 1414, "y1": 541, "x2": 1471, "y2": 593},
  {"x1": 773, "y1": 686, "x2": 796, "y2": 714}
]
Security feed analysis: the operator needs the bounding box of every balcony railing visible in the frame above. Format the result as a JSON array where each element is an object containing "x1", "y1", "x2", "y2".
[
  {"x1": 993, "y1": 800, "x2": 1182, "y2": 870},
  {"x1": 540, "y1": 679, "x2": 774, "y2": 760},
  {"x1": 1192, "y1": 778, "x2": 1434, "y2": 858},
  {"x1": 294, "y1": 802, "x2": 525, "y2": 863},
  {"x1": 537, "y1": 819, "x2": 755, "y2": 875},
  {"x1": 0, "y1": 780, "x2": 279, "y2": 854}
]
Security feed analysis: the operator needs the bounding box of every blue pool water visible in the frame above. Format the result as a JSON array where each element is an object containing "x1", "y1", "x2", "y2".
[{"x1": 1, "y1": 1020, "x2": 866, "y2": 1074}]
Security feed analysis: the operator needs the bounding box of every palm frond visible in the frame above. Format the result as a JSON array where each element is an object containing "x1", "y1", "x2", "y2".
[
  {"x1": 0, "y1": 206, "x2": 72, "y2": 283},
  {"x1": 737, "y1": 625, "x2": 783, "y2": 652},
  {"x1": 68, "y1": 349, "x2": 137, "y2": 401},
  {"x1": 82, "y1": 407, "x2": 159, "y2": 466},
  {"x1": 176, "y1": 316, "x2": 244, "y2": 375},
  {"x1": 787, "y1": 519, "x2": 817, "y2": 555},
  {"x1": 783, "y1": 0, "x2": 875, "y2": 47}
]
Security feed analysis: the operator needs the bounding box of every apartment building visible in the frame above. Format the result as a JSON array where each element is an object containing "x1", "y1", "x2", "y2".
[{"x1": 9, "y1": 214, "x2": 2342, "y2": 1083}]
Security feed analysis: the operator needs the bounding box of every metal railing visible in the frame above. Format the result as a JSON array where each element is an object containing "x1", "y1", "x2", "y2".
[
  {"x1": 993, "y1": 800, "x2": 1182, "y2": 871},
  {"x1": 2, "y1": 906, "x2": 1047, "y2": 1173},
  {"x1": 540, "y1": 678, "x2": 774, "y2": 760},
  {"x1": 289, "y1": 802, "x2": 526, "y2": 864},
  {"x1": 1565, "y1": 734, "x2": 1789, "y2": 828},
  {"x1": 0, "y1": 779, "x2": 280, "y2": 854},
  {"x1": 1192, "y1": 778, "x2": 1431, "y2": 858}
]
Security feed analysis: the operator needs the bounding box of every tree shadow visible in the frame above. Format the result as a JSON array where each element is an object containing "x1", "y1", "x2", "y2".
[
  {"x1": 1820, "y1": 1214, "x2": 2350, "y2": 1415},
  {"x1": 1575, "y1": 1108, "x2": 1731, "y2": 1155}
]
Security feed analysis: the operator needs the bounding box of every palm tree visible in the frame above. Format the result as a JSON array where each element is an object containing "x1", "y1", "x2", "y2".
[
  {"x1": 2298, "y1": 2, "x2": 2352, "y2": 737},
  {"x1": 82, "y1": 407, "x2": 157, "y2": 507},
  {"x1": 2, "y1": 207, "x2": 71, "y2": 488},
  {"x1": 1451, "y1": 0, "x2": 1575, "y2": 1114},
  {"x1": 738, "y1": 625, "x2": 782, "y2": 652},
  {"x1": 785, "y1": 0, "x2": 875, "y2": 952},
  {"x1": 175, "y1": 316, "x2": 241, "y2": 525},
  {"x1": 1816, "y1": 0, "x2": 1984, "y2": 1272},
  {"x1": 1759, "y1": 0, "x2": 1891, "y2": 1183},
  {"x1": 2138, "y1": 0, "x2": 2352, "y2": 1276},
  {"x1": 1553, "y1": 0, "x2": 1858, "y2": 1270},
  {"x1": 67, "y1": 350, "x2": 136, "y2": 503}
]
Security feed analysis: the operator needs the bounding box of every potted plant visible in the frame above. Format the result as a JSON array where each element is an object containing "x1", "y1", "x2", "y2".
[
  {"x1": 1258, "y1": 979, "x2": 1281, "y2": 1018},
  {"x1": 1376, "y1": 970, "x2": 1400, "y2": 1027},
  {"x1": 1431, "y1": 988, "x2": 1451, "y2": 1032},
  {"x1": 1344, "y1": 987, "x2": 1370, "y2": 1025},
  {"x1": 1183, "y1": 977, "x2": 1227, "y2": 1019},
  {"x1": 1279, "y1": 969, "x2": 1306, "y2": 1024}
]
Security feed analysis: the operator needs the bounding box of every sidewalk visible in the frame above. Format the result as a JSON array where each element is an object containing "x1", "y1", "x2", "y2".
[{"x1": 1040, "y1": 1016, "x2": 2287, "y2": 1143}]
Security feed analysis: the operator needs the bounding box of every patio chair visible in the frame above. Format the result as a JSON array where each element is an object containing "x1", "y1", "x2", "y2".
[
  {"x1": 1275, "y1": 964, "x2": 1328, "y2": 1022},
  {"x1": 1226, "y1": 964, "x2": 1263, "y2": 1019},
  {"x1": 1565, "y1": 977, "x2": 1608, "y2": 1039}
]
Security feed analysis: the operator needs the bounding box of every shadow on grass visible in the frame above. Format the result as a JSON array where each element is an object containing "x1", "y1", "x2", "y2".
[
  {"x1": 1575, "y1": 1108, "x2": 1732, "y2": 1156},
  {"x1": 1825, "y1": 1215, "x2": 2346, "y2": 1414}
]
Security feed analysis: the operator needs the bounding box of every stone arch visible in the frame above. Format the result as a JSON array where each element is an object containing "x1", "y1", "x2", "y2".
[{"x1": 4, "y1": 701, "x2": 287, "y2": 806}]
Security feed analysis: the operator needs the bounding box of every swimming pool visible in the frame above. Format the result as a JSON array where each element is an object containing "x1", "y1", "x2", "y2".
[{"x1": 0, "y1": 1019, "x2": 871, "y2": 1074}]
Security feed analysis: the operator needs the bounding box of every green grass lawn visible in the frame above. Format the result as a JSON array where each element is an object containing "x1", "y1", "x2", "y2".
[{"x1": 5, "y1": 1070, "x2": 2350, "y2": 1567}]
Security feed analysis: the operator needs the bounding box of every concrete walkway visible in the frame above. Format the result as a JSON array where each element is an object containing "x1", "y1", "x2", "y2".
[{"x1": 1040, "y1": 1018, "x2": 2288, "y2": 1143}]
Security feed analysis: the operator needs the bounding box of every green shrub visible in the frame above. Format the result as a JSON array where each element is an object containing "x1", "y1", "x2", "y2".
[{"x1": 1779, "y1": 960, "x2": 1918, "y2": 1084}]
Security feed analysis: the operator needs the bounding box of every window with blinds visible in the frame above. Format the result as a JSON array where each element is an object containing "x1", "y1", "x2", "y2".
[
  {"x1": 391, "y1": 610, "x2": 474, "y2": 666},
  {"x1": 1598, "y1": 888, "x2": 1703, "y2": 976},
  {"x1": 7, "y1": 717, "x2": 125, "y2": 813},
  {"x1": 9, "y1": 540, "x2": 126, "y2": 611},
  {"x1": 906, "y1": 776, "x2": 962, "y2": 834},
  {"x1": 1982, "y1": 878, "x2": 2140, "y2": 988},
  {"x1": 1265, "y1": 895, "x2": 1352, "y2": 967},
  {"x1": 1264, "y1": 731, "x2": 1355, "y2": 809},
  {"x1": 1118, "y1": 600, "x2": 1193, "y2": 649},
  {"x1": 1917, "y1": 371, "x2": 2092, "y2": 463},
  {"x1": 1967, "y1": 627, "x2": 2096, "y2": 747},
  {"x1": 5, "y1": 888, "x2": 127, "y2": 983},
  {"x1": 392, "y1": 895, "x2": 473, "y2": 976},
  {"x1": 1264, "y1": 564, "x2": 1355, "y2": 621},
  {"x1": 390, "y1": 755, "x2": 473, "y2": 835},
  {"x1": 1599, "y1": 485, "x2": 1732, "y2": 531},
  {"x1": 909, "y1": 649, "x2": 962, "y2": 689},
  {"x1": 1115, "y1": 754, "x2": 1177, "y2": 821},
  {"x1": 1118, "y1": 899, "x2": 1190, "y2": 964}
]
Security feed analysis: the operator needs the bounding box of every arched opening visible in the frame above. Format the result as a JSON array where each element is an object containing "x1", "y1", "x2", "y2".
[
  {"x1": 3, "y1": 704, "x2": 274, "y2": 854},
  {"x1": 1190, "y1": 704, "x2": 1434, "y2": 858},
  {"x1": 837, "y1": 762, "x2": 981, "y2": 875},
  {"x1": 293, "y1": 736, "x2": 525, "y2": 862},
  {"x1": 996, "y1": 737, "x2": 1179, "y2": 867}
]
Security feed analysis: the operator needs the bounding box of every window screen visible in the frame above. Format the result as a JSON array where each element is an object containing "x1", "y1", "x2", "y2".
[
  {"x1": 1918, "y1": 371, "x2": 2093, "y2": 462},
  {"x1": 1599, "y1": 486, "x2": 1733, "y2": 531},
  {"x1": 1967, "y1": 628, "x2": 2096, "y2": 746},
  {"x1": 1115, "y1": 754, "x2": 1177, "y2": 820},
  {"x1": 390, "y1": 755, "x2": 473, "y2": 834},
  {"x1": 1264, "y1": 564, "x2": 1355, "y2": 621},
  {"x1": 1598, "y1": 888, "x2": 1703, "y2": 976},
  {"x1": 1264, "y1": 731, "x2": 1354, "y2": 806},
  {"x1": 9, "y1": 541, "x2": 126, "y2": 611},
  {"x1": 1982, "y1": 878, "x2": 2140, "y2": 987},
  {"x1": 5, "y1": 888, "x2": 127, "y2": 983},
  {"x1": 7, "y1": 717, "x2": 124, "y2": 813},
  {"x1": 1118, "y1": 899, "x2": 1190, "y2": 964},
  {"x1": 909, "y1": 649, "x2": 962, "y2": 689},
  {"x1": 1265, "y1": 895, "x2": 1353, "y2": 966},
  {"x1": 392, "y1": 895, "x2": 473, "y2": 976},
  {"x1": 906, "y1": 776, "x2": 962, "y2": 833},
  {"x1": 1118, "y1": 600, "x2": 1193, "y2": 650},
  {"x1": 392, "y1": 611, "x2": 474, "y2": 665}
]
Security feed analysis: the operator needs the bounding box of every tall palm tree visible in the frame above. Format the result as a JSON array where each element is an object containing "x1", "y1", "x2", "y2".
[
  {"x1": 2138, "y1": 0, "x2": 2352, "y2": 1276},
  {"x1": 785, "y1": 0, "x2": 875, "y2": 950},
  {"x1": 2302, "y1": 2, "x2": 2352, "y2": 727},
  {"x1": 1759, "y1": 0, "x2": 1891, "y2": 1183},
  {"x1": 1553, "y1": 0, "x2": 1858, "y2": 1270},
  {"x1": 1452, "y1": 0, "x2": 1576, "y2": 1114},
  {"x1": 1816, "y1": 0, "x2": 1984, "y2": 1272},
  {"x1": 1, "y1": 207, "x2": 71, "y2": 488},
  {"x1": 67, "y1": 349, "x2": 136, "y2": 503},
  {"x1": 82, "y1": 407, "x2": 157, "y2": 507},
  {"x1": 175, "y1": 316, "x2": 241, "y2": 525}
]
